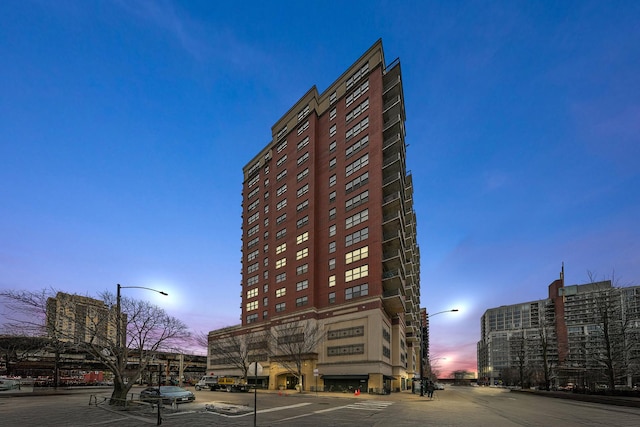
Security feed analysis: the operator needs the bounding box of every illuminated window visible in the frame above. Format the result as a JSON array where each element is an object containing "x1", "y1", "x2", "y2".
[
  {"x1": 276, "y1": 258, "x2": 286, "y2": 269},
  {"x1": 297, "y1": 231, "x2": 309, "y2": 244},
  {"x1": 329, "y1": 275, "x2": 336, "y2": 287},
  {"x1": 247, "y1": 288, "x2": 258, "y2": 298},
  {"x1": 246, "y1": 301, "x2": 258, "y2": 311},
  {"x1": 296, "y1": 248, "x2": 309, "y2": 260},
  {"x1": 276, "y1": 287, "x2": 286, "y2": 297},
  {"x1": 345, "y1": 246, "x2": 368, "y2": 264},
  {"x1": 276, "y1": 243, "x2": 287, "y2": 254},
  {"x1": 345, "y1": 265, "x2": 369, "y2": 282}
]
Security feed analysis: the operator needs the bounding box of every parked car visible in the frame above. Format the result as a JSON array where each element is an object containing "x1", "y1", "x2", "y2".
[
  {"x1": 434, "y1": 382, "x2": 445, "y2": 390},
  {"x1": 140, "y1": 386, "x2": 195, "y2": 404}
]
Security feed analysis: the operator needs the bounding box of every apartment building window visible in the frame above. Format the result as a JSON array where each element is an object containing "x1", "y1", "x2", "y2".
[
  {"x1": 345, "y1": 135, "x2": 369, "y2": 157},
  {"x1": 345, "y1": 116, "x2": 369, "y2": 141},
  {"x1": 346, "y1": 209, "x2": 368, "y2": 229},
  {"x1": 277, "y1": 125, "x2": 288, "y2": 140},
  {"x1": 297, "y1": 136, "x2": 309, "y2": 150},
  {"x1": 329, "y1": 140, "x2": 337, "y2": 152},
  {"x1": 264, "y1": 165, "x2": 269, "y2": 174},
  {"x1": 296, "y1": 199, "x2": 309, "y2": 212},
  {"x1": 263, "y1": 218, "x2": 269, "y2": 227},
  {"x1": 329, "y1": 191, "x2": 336, "y2": 203},
  {"x1": 263, "y1": 297, "x2": 268, "y2": 306},
  {"x1": 345, "y1": 265, "x2": 368, "y2": 282},
  {"x1": 248, "y1": 174, "x2": 260, "y2": 188},
  {"x1": 276, "y1": 272, "x2": 286, "y2": 283},
  {"x1": 276, "y1": 287, "x2": 286, "y2": 297},
  {"x1": 346, "y1": 246, "x2": 368, "y2": 264},
  {"x1": 296, "y1": 215, "x2": 309, "y2": 228},
  {"x1": 329, "y1": 207, "x2": 336, "y2": 220},
  {"x1": 297, "y1": 184, "x2": 309, "y2": 198},
  {"x1": 276, "y1": 140, "x2": 287, "y2": 153},
  {"x1": 247, "y1": 288, "x2": 259, "y2": 298},
  {"x1": 247, "y1": 249, "x2": 259, "y2": 262},
  {"x1": 276, "y1": 184, "x2": 287, "y2": 197},
  {"x1": 247, "y1": 313, "x2": 258, "y2": 324},
  {"x1": 247, "y1": 224, "x2": 260, "y2": 237},
  {"x1": 345, "y1": 190, "x2": 368, "y2": 212},
  {"x1": 329, "y1": 124, "x2": 337, "y2": 137},
  {"x1": 345, "y1": 62, "x2": 369, "y2": 90},
  {"x1": 263, "y1": 284, "x2": 269, "y2": 293},
  {"x1": 247, "y1": 212, "x2": 259, "y2": 225},
  {"x1": 346, "y1": 80, "x2": 369, "y2": 107},
  {"x1": 297, "y1": 231, "x2": 309, "y2": 244},
  {"x1": 345, "y1": 284, "x2": 369, "y2": 300},
  {"x1": 263, "y1": 310, "x2": 268, "y2": 319},
  {"x1": 247, "y1": 237, "x2": 259, "y2": 249},
  {"x1": 329, "y1": 157, "x2": 336, "y2": 169},
  {"x1": 329, "y1": 91, "x2": 337, "y2": 104},
  {"x1": 346, "y1": 98, "x2": 369, "y2": 123},
  {"x1": 329, "y1": 224, "x2": 336, "y2": 237},
  {"x1": 296, "y1": 296, "x2": 308, "y2": 307},
  {"x1": 264, "y1": 191, "x2": 269, "y2": 200},
  {"x1": 247, "y1": 262, "x2": 259, "y2": 274},
  {"x1": 263, "y1": 258, "x2": 269, "y2": 267},
  {"x1": 329, "y1": 241, "x2": 336, "y2": 253},
  {"x1": 330, "y1": 107, "x2": 337, "y2": 120},
  {"x1": 248, "y1": 187, "x2": 259, "y2": 199},
  {"x1": 329, "y1": 275, "x2": 336, "y2": 287},
  {"x1": 275, "y1": 257, "x2": 286, "y2": 269},
  {"x1": 276, "y1": 242, "x2": 286, "y2": 254},
  {"x1": 346, "y1": 227, "x2": 368, "y2": 247},
  {"x1": 296, "y1": 280, "x2": 309, "y2": 291},
  {"x1": 247, "y1": 199, "x2": 259, "y2": 212},
  {"x1": 297, "y1": 152, "x2": 309, "y2": 166},
  {"x1": 264, "y1": 178, "x2": 269, "y2": 188},
  {"x1": 296, "y1": 264, "x2": 308, "y2": 275},
  {"x1": 329, "y1": 258, "x2": 336, "y2": 270},
  {"x1": 276, "y1": 213, "x2": 286, "y2": 225},
  {"x1": 297, "y1": 105, "x2": 310, "y2": 121},
  {"x1": 329, "y1": 174, "x2": 336, "y2": 187},
  {"x1": 329, "y1": 292, "x2": 336, "y2": 304},
  {"x1": 246, "y1": 300, "x2": 258, "y2": 311},
  {"x1": 276, "y1": 228, "x2": 286, "y2": 239},
  {"x1": 276, "y1": 199, "x2": 287, "y2": 211},
  {"x1": 346, "y1": 153, "x2": 369, "y2": 177},
  {"x1": 263, "y1": 230, "x2": 269, "y2": 240},
  {"x1": 346, "y1": 172, "x2": 369, "y2": 193},
  {"x1": 276, "y1": 154, "x2": 287, "y2": 167},
  {"x1": 297, "y1": 168, "x2": 309, "y2": 182},
  {"x1": 296, "y1": 248, "x2": 308, "y2": 260},
  {"x1": 276, "y1": 169, "x2": 287, "y2": 181},
  {"x1": 297, "y1": 120, "x2": 309, "y2": 135},
  {"x1": 275, "y1": 302, "x2": 286, "y2": 312}
]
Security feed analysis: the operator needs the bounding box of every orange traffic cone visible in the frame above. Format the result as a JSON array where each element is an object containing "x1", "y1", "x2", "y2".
[{"x1": 354, "y1": 389, "x2": 360, "y2": 396}]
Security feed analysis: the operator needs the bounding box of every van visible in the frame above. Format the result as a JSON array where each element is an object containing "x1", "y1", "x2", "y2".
[{"x1": 194, "y1": 375, "x2": 218, "y2": 391}]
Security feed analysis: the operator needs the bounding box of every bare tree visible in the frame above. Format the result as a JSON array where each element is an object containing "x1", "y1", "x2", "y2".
[
  {"x1": 1, "y1": 288, "x2": 189, "y2": 404},
  {"x1": 208, "y1": 327, "x2": 269, "y2": 381},
  {"x1": 269, "y1": 320, "x2": 324, "y2": 392}
]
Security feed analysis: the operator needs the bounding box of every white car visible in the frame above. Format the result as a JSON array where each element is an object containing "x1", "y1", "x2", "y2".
[{"x1": 434, "y1": 382, "x2": 445, "y2": 390}]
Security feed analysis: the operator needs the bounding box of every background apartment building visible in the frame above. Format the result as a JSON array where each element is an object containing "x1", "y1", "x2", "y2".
[
  {"x1": 208, "y1": 40, "x2": 421, "y2": 393},
  {"x1": 478, "y1": 269, "x2": 640, "y2": 390}
]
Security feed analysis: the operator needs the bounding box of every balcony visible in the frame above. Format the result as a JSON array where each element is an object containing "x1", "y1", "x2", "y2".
[
  {"x1": 382, "y1": 267, "x2": 406, "y2": 294},
  {"x1": 382, "y1": 288, "x2": 406, "y2": 315}
]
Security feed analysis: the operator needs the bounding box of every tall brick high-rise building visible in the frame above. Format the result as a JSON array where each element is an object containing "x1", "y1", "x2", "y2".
[{"x1": 209, "y1": 40, "x2": 421, "y2": 393}]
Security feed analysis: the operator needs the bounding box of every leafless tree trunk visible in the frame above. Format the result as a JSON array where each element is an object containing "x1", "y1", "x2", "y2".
[{"x1": 269, "y1": 320, "x2": 324, "y2": 392}]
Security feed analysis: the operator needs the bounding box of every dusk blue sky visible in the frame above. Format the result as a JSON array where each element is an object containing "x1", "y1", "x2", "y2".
[{"x1": 1, "y1": 1, "x2": 638, "y2": 376}]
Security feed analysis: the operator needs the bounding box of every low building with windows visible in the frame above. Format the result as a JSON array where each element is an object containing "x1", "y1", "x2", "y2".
[{"x1": 208, "y1": 40, "x2": 422, "y2": 394}]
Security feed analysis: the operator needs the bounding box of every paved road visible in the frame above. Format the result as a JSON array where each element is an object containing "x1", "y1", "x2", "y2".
[{"x1": 2, "y1": 386, "x2": 640, "y2": 426}]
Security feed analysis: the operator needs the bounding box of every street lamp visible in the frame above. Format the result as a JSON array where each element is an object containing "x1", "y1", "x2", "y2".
[
  {"x1": 115, "y1": 284, "x2": 167, "y2": 425},
  {"x1": 420, "y1": 309, "x2": 458, "y2": 396}
]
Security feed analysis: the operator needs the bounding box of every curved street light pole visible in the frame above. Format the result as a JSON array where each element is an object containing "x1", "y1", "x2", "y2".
[
  {"x1": 116, "y1": 284, "x2": 168, "y2": 425},
  {"x1": 420, "y1": 309, "x2": 458, "y2": 396}
]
